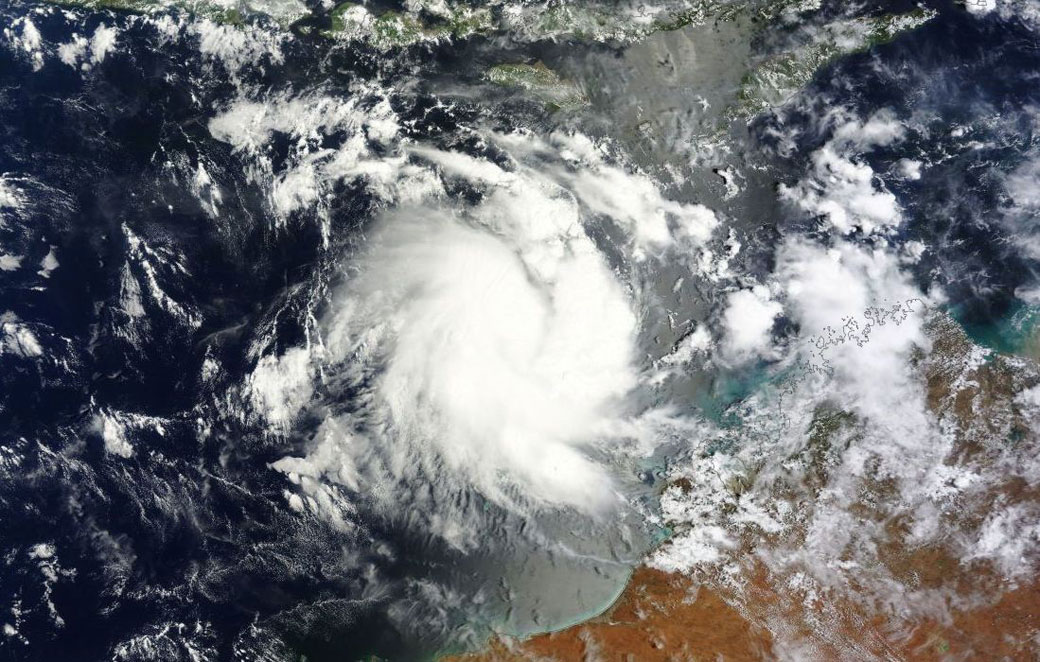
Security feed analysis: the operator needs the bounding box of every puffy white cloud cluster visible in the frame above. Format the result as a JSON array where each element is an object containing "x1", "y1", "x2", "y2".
[
  {"x1": 720, "y1": 286, "x2": 782, "y2": 361},
  {"x1": 778, "y1": 239, "x2": 931, "y2": 429},
  {"x1": 0, "y1": 5, "x2": 297, "y2": 88},
  {"x1": 89, "y1": 409, "x2": 169, "y2": 459},
  {"x1": 245, "y1": 347, "x2": 314, "y2": 430},
  {"x1": 2, "y1": 12, "x2": 122, "y2": 73},
  {"x1": 1002, "y1": 153, "x2": 1040, "y2": 262},
  {"x1": 0, "y1": 176, "x2": 25, "y2": 271},
  {"x1": 57, "y1": 23, "x2": 118, "y2": 70},
  {"x1": 0, "y1": 176, "x2": 23, "y2": 217},
  {"x1": 650, "y1": 236, "x2": 937, "y2": 578},
  {"x1": 481, "y1": 131, "x2": 719, "y2": 260},
  {"x1": 209, "y1": 89, "x2": 427, "y2": 242},
  {"x1": 780, "y1": 110, "x2": 906, "y2": 235},
  {"x1": 660, "y1": 325, "x2": 713, "y2": 367},
  {"x1": 3, "y1": 16, "x2": 45, "y2": 71},
  {"x1": 1, "y1": 312, "x2": 43, "y2": 359},
  {"x1": 989, "y1": 0, "x2": 1040, "y2": 26}
]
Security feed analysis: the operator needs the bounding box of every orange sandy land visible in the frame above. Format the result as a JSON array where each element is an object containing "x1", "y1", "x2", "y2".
[
  {"x1": 444, "y1": 566, "x2": 774, "y2": 662},
  {"x1": 444, "y1": 563, "x2": 1040, "y2": 662}
]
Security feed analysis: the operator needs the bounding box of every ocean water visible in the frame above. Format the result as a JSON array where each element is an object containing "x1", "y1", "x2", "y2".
[{"x1": 3, "y1": 0, "x2": 1040, "y2": 660}]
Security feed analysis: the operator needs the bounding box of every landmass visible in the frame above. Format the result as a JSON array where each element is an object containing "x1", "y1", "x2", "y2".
[
  {"x1": 485, "y1": 62, "x2": 588, "y2": 110},
  {"x1": 446, "y1": 313, "x2": 1040, "y2": 660}
]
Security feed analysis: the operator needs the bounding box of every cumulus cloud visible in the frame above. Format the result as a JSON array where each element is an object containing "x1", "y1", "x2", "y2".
[
  {"x1": 777, "y1": 239, "x2": 929, "y2": 430},
  {"x1": 1, "y1": 312, "x2": 43, "y2": 358},
  {"x1": 94, "y1": 412, "x2": 134, "y2": 458},
  {"x1": 90, "y1": 24, "x2": 117, "y2": 64},
  {"x1": 57, "y1": 24, "x2": 118, "y2": 70},
  {"x1": 649, "y1": 239, "x2": 945, "y2": 606},
  {"x1": 894, "y1": 158, "x2": 922, "y2": 181},
  {"x1": 494, "y1": 131, "x2": 718, "y2": 259},
  {"x1": 190, "y1": 19, "x2": 285, "y2": 75},
  {"x1": 37, "y1": 246, "x2": 58, "y2": 279},
  {"x1": 780, "y1": 110, "x2": 906, "y2": 235},
  {"x1": 246, "y1": 347, "x2": 315, "y2": 429},
  {"x1": 4, "y1": 18, "x2": 44, "y2": 71},
  {"x1": 57, "y1": 34, "x2": 87, "y2": 68},
  {"x1": 1002, "y1": 154, "x2": 1040, "y2": 260},
  {"x1": 966, "y1": 504, "x2": 1040, "y2": 579},
  {"x1": 0, "y1": 176, "x2": 23, "y2": 214},
  {"x1": 992, "y1": 0, "x2": 1040, "y2": 26},
  {"x1": 965, "y1": 0, "x2": 997, "y2": 13},
  {"x1": 1007, "y1": 156, "x2": 1040, "y2": 209},
  {"x1": 661, "y1": 325, "x2": 713, "y2": 366},
  {"x1": 720, "y1": 286, "x2": 782, "y2": 361},
  {"x1": 89, "y1": 409, "x2": 169, "y2": 459},
  {"x1": 210, "y1": 89, "x2": 717, "y2": 261},
  {"x1": 209, "y1": 89, "x2": 423, "y2": 241}
]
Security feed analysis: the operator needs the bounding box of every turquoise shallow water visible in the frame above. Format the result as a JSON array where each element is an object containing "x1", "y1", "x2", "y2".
[
  {"x1": 952, "y1": 302, "x2": 1040, "y2": 357},
  {"x1": 696, "y1": 363, "x2": 776, "y2": 427}
]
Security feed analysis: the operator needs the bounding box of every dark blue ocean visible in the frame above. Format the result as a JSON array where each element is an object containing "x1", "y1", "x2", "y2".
[{"x1": 1, "y1": 0, "x2": 1039, "y2": 660}]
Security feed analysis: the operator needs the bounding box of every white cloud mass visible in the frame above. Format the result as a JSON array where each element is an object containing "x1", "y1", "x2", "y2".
[
  {"x1": 721, "y1": 286, "x2": 782, "y2": 360},
  {"x1": 781, "y1": 110, "x2": 906, "y2": 235}
]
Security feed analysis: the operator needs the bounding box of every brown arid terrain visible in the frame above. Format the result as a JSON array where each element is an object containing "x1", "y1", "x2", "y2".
[
  {"x1": 445, "y1": 567, "x2": 774, "y2": 662},
  {"x1": 447, "y1": 315, "x2": 1040, "y2": 662},
  {"x1": 446, "y1": 568, "x2": 1040, "y2": 661}
]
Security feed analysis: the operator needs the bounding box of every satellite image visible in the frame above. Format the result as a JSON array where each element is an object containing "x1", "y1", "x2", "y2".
[{"x1": 1, "y1": 0, "x2": 1040, "y2": 659}]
